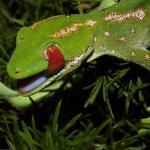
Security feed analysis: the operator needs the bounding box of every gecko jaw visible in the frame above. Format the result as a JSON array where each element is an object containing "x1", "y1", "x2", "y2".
[
  {"x1": 18, "y1": 54, "x2": 85, "y2": 96},
  {"x1": 18, "y1": 43, "x2": 93, "y2": 96},
  {"x1": 18, "y1": 70, "x2": 51, "y2": 95}
]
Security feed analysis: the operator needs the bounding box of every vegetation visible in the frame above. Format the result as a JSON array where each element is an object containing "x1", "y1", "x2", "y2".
[{"x1": 0, "y1": 0, "x2": 150, "y2": 149}]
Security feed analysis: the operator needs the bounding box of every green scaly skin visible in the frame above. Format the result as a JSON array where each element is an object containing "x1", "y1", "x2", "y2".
[{"x1": 2, "y1": 0, "x2": 150, "y2": 108}]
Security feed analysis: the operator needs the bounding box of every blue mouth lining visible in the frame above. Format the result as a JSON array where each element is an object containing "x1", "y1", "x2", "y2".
[{"x1": 18, "y1": 71, "x2": 48, "y2": 95}]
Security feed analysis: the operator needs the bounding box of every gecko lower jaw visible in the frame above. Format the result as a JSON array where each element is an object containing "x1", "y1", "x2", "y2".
[{"x1": 18, "y1": 46, "x2": 93, "y2": 96}]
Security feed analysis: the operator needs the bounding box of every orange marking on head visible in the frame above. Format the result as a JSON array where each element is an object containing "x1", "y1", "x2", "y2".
[{"x1": 48, "y1": 19, "x2": 97, "y2": 38}]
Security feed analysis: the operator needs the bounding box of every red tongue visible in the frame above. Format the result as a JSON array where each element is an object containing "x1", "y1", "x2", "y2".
[
  {"x1": 18, "y1": 45, "x2": 65, "y2": 94},
  {"x1": 45, "y1": 45, "x2": 65, "y2": 74}
]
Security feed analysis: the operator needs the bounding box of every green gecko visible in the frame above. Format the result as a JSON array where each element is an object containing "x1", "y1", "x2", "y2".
[{"x1": 7, "y1": 0, "x2": 150, "y2": 99}]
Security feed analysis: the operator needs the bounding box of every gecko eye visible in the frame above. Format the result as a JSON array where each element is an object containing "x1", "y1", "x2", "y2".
[
  {"x1": 18, "y1": 45, "x2": 65, "y2": 95},
  {"x1": 44, "y1": 45, "x2": 65, "y2": 74}
]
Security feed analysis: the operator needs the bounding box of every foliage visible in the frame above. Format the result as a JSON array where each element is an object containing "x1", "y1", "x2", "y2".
[{"x1": 0, "y1": 0, "x2": 150, "y2": 149}]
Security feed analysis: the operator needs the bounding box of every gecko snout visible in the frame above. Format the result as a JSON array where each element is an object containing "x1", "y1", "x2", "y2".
[{"x1": 15, "y1": 68, "x2": 20, "y2": 75}]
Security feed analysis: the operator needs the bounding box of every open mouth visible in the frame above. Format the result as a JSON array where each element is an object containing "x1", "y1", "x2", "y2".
[
  {"x1": 17, "y1": 56, "x2": 84, "y2": 96},
  {"x1": 17, "y1": 44, "x2": 93, "y2": 96},
  {"x1": 18, "y1": 44, "x2": 65, "y2": 96},
  {"x1": 17, "y1": 55, "x2": 83, "y2": 96},
  {"x1": 18, "y1": 70, "x2": 49, "y2": 95}
]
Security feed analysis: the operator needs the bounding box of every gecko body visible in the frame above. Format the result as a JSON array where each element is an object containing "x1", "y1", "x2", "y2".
[{"x1": 7, "y1": 0, "x2": 150, "y2": 96}]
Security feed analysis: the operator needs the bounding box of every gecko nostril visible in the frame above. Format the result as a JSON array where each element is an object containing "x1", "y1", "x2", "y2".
[{"x1": 15, "y1": 68, "x2": 20, "y2": 74}]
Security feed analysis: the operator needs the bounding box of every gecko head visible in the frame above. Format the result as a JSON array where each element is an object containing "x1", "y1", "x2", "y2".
[{"x1": 7, "y1": 15, "x2": 96, "y2": 96}]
